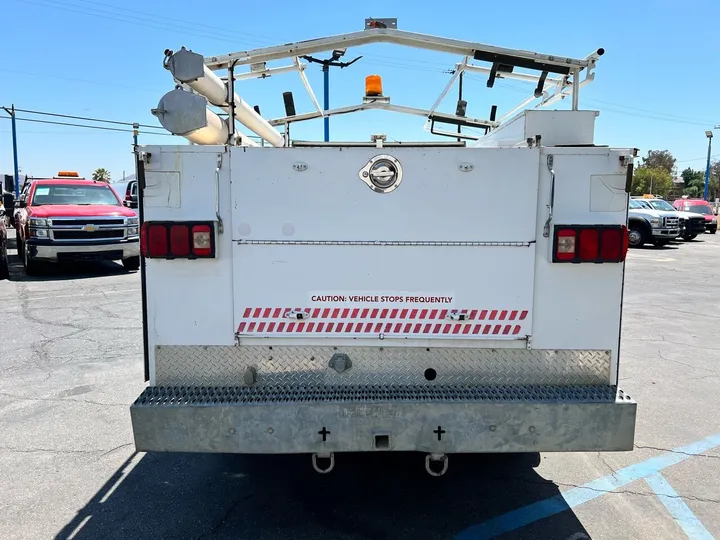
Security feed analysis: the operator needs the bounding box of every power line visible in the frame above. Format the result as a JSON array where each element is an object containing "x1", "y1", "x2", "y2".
[
  {"x1": 0, "y1": 68, "x2": 158, "y2": 93},
  {"x1": 18, "y1": 0, "x2": 453, "y2": 69},
  {"x1": 11, "y1": 0, "x2": 720, "y2": 132},
  {"x1": 582, "y1": 97, "x2": 717, "y2": 125},
  {"x1": 0, "y1": 115, "x2": 177, "y2": 136},
  {"x1": 676, "y1": 153, "x2": 720, "y2": 163},
  {"x1": 13, "y1": 0, "x2": 270, "y2": 47},
  {"x1": 12, "y1": 108, "x2": 165, "y2": 130},
  {"x1": 12, "y1": 0, "x2": 457, "y2": 72},
  {"x1": 69, "y1": 0, "x2": 278, "y2": 45}
]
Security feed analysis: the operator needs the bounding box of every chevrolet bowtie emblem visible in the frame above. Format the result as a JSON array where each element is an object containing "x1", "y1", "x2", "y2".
[{"x1": 83, "y1": 224, "x2": 98, "y2": 232}]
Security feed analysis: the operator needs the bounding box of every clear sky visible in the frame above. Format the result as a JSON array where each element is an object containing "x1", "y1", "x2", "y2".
[{"x1": 1, "y1": 0, "x2": 719, "y2": 182}]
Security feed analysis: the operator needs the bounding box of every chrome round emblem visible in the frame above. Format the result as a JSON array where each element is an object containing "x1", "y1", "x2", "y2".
[{"x1": 359, "y1": 154, "x2": 403, "y2": 193}]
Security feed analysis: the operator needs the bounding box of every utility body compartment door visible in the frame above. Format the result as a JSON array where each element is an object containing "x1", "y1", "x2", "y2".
[{"x1": 230, "y1": 147, "x2": 540, "y2": 343}]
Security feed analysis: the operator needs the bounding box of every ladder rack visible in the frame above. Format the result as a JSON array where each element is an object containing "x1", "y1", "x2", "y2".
[{"x1": 153, "y1": 22, "x2": 603, "y2": 146}]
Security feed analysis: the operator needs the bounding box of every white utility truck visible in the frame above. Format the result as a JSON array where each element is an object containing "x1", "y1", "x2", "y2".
[{"x1": 131, "y1": 20, "x2": 637, "y2": 475}]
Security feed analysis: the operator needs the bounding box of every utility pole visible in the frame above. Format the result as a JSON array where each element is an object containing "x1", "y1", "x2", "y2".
[
  {"x1": 1, "y1": 105, "x2": 21, "y2": 198},
  {"x1": 301, "y1": 51, "x2": 362, "y2": 142},
  {"x1": 704, "y1": 126, "x2": 719, "y2": 201},
  {"x1": 704, "y1": 130, "x2": 714, "y2": 201}
]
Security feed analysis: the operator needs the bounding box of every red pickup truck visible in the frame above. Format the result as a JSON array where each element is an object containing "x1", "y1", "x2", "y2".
[
  {"x1": 13, "y1": 172, "x2": 140, "y2": 274},
  {"x1": 672, "y1": 198, "x2": 717, "y2": 234}
]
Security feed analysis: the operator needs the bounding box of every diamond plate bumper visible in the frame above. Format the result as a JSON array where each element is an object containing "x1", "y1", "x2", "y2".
[
  {"x1": 154, "y1": 346, "x2": 612, "y2": 386},
  {"x1": 130, "y1": 384, "x2": 637, "y2": 454}
]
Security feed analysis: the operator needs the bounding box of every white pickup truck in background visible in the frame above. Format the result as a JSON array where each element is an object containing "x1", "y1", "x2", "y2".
[{"x1": 130, "y1": 21, "x2": 637, "y2": 475}]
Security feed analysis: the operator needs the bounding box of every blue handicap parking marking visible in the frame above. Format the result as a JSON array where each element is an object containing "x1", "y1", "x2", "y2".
[
  {"x1": 645, "y1": 473, "x2": 715, "y2": 540},
  {"x1": 455, "y1": 433, "x2": 720, "y2": 540}
]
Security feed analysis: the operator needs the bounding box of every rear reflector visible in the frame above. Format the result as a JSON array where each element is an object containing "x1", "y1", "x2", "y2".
[
  {"x1": 141, "y1": 222, "x2": 215, "y2": 259},
  {"x1": 555, "y1": 229, "x2": 576, "y2": 261},
  {"x1": 553, "y1": 225, "x2": 627, "y2": 263},
  {"x1": 192, "y1": 225, "x2": 212, "y2": 257}
]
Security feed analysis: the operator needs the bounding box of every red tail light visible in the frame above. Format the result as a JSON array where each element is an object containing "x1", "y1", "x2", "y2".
[
  {"x1": 140, "y1": 222, "x2": 215, "y2": 259},
  {"x1": 578, "y1": 229, "x2": 599, "y2": 261},
  {"x1": 148, "y1": 225, "x2": 169, "y2": 257},
  {"x1": 553, "y1": 225, "x2": 627, "y2": 263},
  {"x1": 170, "y1": 225, "x2": 190, "y2": 257}
]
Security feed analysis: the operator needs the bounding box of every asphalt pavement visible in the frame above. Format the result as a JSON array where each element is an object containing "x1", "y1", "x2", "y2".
[{"x1": 1, "y1": 230, "x2": 719, "y2": 540}]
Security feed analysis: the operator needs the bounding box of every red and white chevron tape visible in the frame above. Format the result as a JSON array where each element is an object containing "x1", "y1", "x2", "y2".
[{"x1": 237, "y1": 308, "x2": 528, "y2": 336}]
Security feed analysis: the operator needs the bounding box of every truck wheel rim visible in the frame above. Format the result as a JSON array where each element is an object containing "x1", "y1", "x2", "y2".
[{"x1": 628, "y1": 230, "x2": 642, "y2": 245}]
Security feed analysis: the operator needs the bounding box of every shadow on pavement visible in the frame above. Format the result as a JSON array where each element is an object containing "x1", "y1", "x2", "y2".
[
  {"x1": 6, "y1": 253, "x2": 133, "y2": 282},
  {"x1": 56, "y1": 451, "x2": 591, "y2": 540}
]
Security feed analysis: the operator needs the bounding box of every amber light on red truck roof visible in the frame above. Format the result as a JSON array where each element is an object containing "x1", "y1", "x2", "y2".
[
  {"x1": 553, "y1": 225, "x2": 628, "y2": 263},
  {"x1": 141, "y1": 222, "x2": 215, "y2": 259}
]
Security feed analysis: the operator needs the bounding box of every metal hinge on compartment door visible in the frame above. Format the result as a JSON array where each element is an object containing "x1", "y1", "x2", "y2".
[
  {"x1": 542, "y1": 154, "x2": 555, "y2": 238},
  {"x1": 215, "y1": 153, "x2": 224, "y2": 234}
]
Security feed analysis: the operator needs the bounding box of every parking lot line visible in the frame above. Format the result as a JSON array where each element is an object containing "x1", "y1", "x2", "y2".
[
  {"x1": 645, "y1": 473, "x2": 714, "y2": 540},
  {"x1": 455, "y1": 433, "x2": 720, "y2": 540}
]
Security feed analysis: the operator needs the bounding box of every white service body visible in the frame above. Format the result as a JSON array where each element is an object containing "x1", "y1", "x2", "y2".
[{"x1": 131, "y1": 110, "x2": 637, "y2": 457}]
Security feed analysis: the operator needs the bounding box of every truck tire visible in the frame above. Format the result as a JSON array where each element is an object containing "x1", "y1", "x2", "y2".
[
  {"x1": 627, "y1": 222, "x2": 648, "y2": 248},
  {"x1": 22, "y1": 242, "x2": 40, "y2": 276},
  {"x1": 0, "y1": 242, "x2": 9, "y2": 280},
  {"x1": 682, "y1": 234, "x2": 698, "y2": 241},
  {"x1": 122, "y1": 256, "x2": 140, "y2": 271},
  {"x1": 710, "y1": 226, "x2": 717, "y2": 235}
]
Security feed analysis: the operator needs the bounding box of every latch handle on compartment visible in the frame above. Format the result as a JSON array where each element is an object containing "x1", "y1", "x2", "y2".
[{"x1": 286, "y1": 309, "x2": 311, "y2": 320}]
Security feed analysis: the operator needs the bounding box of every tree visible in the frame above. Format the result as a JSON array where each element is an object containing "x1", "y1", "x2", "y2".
[
  {"x1": 631, "y1": 166, "x2": 673, "y2": 197},
  {"x1": 710, "y1": 160, "x2": 720, "y2": 200},
  {"x1": 92, "y1": 168, "x2": 111, "y2": 182},
  {"x1": 680, "y1": 167, "x2": 704, "y2": 189},
  {"x1": 683, "y1": 162, "x2": 720, "y2": 200},
  {"x1": 641, "y1": 150, "x2": 676, "y2": 174}
]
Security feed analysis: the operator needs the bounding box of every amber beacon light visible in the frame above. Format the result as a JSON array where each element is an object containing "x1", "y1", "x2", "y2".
[{"x1": 365, "y1": 75, "x2": 383, "y2": 96}]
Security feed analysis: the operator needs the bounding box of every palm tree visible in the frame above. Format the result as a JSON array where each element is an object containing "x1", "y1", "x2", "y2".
[{"x1": 92, "y1": 168, "x2": 111, "y2": 182}]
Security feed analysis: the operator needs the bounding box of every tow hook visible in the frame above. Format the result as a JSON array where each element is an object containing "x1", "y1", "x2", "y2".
[
  {"x1": 312, "y1": 452, "x2": 335, "y2": 474},
  {"x1": 425, "y1": 453, "x2": 448, "y2": 476}
]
